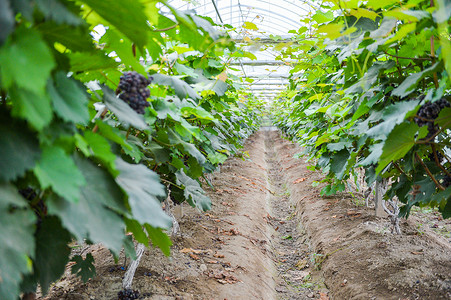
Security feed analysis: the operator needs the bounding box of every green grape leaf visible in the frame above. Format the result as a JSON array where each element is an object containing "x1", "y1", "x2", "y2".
[
  {"x1": 10, "y1": 86, "x2": 53, "y2": 131},
  {"x1": 391, "y1": 63, "x2": 439, "y2": 97},
  {"x1": 367, "y1": 0, "x2": 398, "y2": 10},
  {"x1": 359, "y1": 143, "x2": 383, "y2": 166},
  {"x1": 0, "y1": 27, "x2": 55, "y2": 95},
  {"x1": 175, "y1": 169, "x2": 211, "y2": 211},
  {"x1": 376, "y1": 122, "x2": 419, "y2": 174},
  {"x1": 369, "y1": 18, "x2": 397, "y2": 38},
  {"x1": 192, "y1": 15, "x2": 221, "y2": 40},
  {"x1": 366, "y1": 100, "x2": 419, "y2": 139},
  {"x1": 95, "y1": 120, "x2": 133, "y2": 151},
  {"x1": 35, "y1": 216, "x2": 71, "y2": 294},
  {"x1": 34, "y1": 146, "x2": 85, "y2": 203},
  {"x1": 174, "y1": 62, "x2": 199, "y2": 78},
  {"x1": 437, "y1": 187, "x2": 451, "y2": 219},
  {"x1": 47, "y1": 158, "x2": 126, "y2": 253},
  {"x1": 73, "y1": 154, "x2": 126, "y2": 213},
  {"x1": 101, "y1": 86, "x2": 149, "y2": 130},
  {"x1": 0, "y1": 0, "x2": 14, "y2": 45},
  {"x1": 167, "y1": 129, "x2": 206, "y2": 165},
  {"x1": 9, "y1": 0, "x2": 34, "y2": 20},
  {"x1": 144, "y1": 224, "x2": 172, "y2": 256},
  {"x1": 83, "y1": 131, "x2": 117, "y2": 167},
  {"x1": 100, "y1": 29, "x2": 146, "y2": 75},
  {"x1": 35, "y1": 0, "x2": 82, "y2": 25},
  {"x1": 330, "y1": 149, "x2": 350, "y2": 180},
  {"x1": 125, "y1": 218, "x2": 149, "y2": 245},
  {"x1": 146, "y1": 143, "x2": 170, "y2": 164},
  {"x1": 175, "y1": 119, "x2": 202, "y2": 140},
  {"x1": 312, "y1": 11, "x2": 334, "y2": 24},
  {"x1": 115, "y1": 158, "x2": 172, "y2": 229},
  {"x1": 48, "y1": 72, "x2": 89, "y2": 125},
  {"x1": 0, "y1": 114, "x2": 41, "y2": 182},
  {"x1": 152, "y1": 98, "x2": 181, "y2": 121},
  {"x1": 69, "y1": 51, "x2": 119, "y2": 73},
  {"x1": 0, "y1": 183, "x2": 36, "y2": 300},
  {"x1": 327, "y1": 141, "x2": 352, "y2": 152},
  {"x1": 181, "y1": 106, "x2": 215, "y2": 121},
  {"x1": 71, "y1": 253, "x2": 96, "y2": 282},
  {"x1": 38, "y1": 22, "x2": 93, "y2": 52},
  {"x1": 436, "y1": 107, "x2": 451, "y2": 129},
  {"x1": 122, "y1": 235, "x2": 137, "y2": 260},
  {"x1": 152, "y1": 73, "x2": 200, "y2": 100},
  {"x1": 79, "y1": 0, "x2": 148, "y2": 48}
]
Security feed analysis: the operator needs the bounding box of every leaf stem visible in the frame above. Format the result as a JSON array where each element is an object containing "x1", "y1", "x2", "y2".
[
  {"x1": 392, "y1": 161, "x2": 410, "y2": 179},
  {"x1": 160, "y1": 178, "x2": 183, "y2": 190},
  {"x1": 415, "y1": 152, "x2": 445, "y2": 190},
  {"x1": 152, "y1": 24, "x2": 178, "y2": 32}
]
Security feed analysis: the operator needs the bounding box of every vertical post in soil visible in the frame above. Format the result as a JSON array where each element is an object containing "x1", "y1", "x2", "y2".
[
  {"x1": 374, "y1": 181, "x2": 386, "y2": 217},
  {"x1": 122, "y1": 243, "x2": 146, "y2": 290}
]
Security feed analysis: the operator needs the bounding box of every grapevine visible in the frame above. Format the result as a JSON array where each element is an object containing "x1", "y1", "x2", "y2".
[
  {"x1": 0, "y1": 1, "x2": 262, "y2": 299},
  {"x1": 271, "y1": 0, "x2": 451, "y2": 222}
]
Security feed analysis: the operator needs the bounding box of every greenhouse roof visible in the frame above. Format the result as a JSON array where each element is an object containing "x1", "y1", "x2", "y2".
[{"x1": 166, "y1": 0, "x2": 317, "y2": 101}]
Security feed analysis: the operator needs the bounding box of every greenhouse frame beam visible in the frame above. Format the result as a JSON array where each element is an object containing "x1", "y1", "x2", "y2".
[
  {"x1": 229, "y1": 60, "x2": 295, "y2": 66},
  {"x1": 209, "y1": 10, "x2": 300, "y2": 32},
  {"x1": 234, "y1": 38, "x2": 297, "y2": 44}
]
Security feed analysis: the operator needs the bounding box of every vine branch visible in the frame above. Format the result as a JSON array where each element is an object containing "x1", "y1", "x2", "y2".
[{"x1": 415, "y1": 152, "x2": 445, "y2": 190}]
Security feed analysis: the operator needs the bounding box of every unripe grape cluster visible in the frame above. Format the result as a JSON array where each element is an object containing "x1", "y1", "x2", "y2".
[
  {"x1": 118, "y1": 71, "x2": 152, "y2": 114},
  {"x1": 117, "y1": 289, "x2": 140, "y2": 300},
  {"x1": 414, "y1": 97, "x2": 450, "y2": 139}
]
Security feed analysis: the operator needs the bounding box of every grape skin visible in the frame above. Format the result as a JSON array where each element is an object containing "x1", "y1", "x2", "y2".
[
  {"x1": 117, "y1": 289, "x2": 140, "y2": 300},
  {"x1": 118, "y1": 71, "x2": 152, "y2": 114},
  {"x1": 414, "y1": 97, "x2": 450, "y2": 140}
]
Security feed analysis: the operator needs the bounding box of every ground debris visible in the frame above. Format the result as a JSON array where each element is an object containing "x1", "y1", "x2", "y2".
[{"x1": 207, "y1": 270, "x2": 241, "y2": 284}]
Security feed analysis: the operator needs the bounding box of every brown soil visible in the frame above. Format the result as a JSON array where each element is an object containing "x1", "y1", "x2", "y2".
[{"x1": 40, "y1": 130, "x2": 451, "y2": 300}]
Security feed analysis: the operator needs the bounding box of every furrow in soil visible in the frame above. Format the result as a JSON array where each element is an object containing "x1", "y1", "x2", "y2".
[{"x1": 264, "y1": 130, "x2": 324, "y2": 299}]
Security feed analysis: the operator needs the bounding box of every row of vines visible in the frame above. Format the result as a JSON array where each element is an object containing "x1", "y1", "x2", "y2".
[
  {"x1": 272, "y1": 0, "x2": 451, "y2": 222},
  {"x1": 0, "y1": 1, "x2": 264, "y2": 299}
]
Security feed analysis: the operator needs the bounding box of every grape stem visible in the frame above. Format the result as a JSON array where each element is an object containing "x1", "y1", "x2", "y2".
[{"x1": 415, "y1": 152, "x2": 445, "y2": 190}]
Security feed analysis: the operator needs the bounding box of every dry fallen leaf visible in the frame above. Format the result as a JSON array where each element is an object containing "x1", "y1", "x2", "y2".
[
  {"x1": 189, "y1": 253, "x2": 200, "y2": 260},
  {"x1": 292, "y1": 270, "x2": 310, "y2": 281},
  {"x1": 346, "y1": 210, "x2": 361, "y2": 217},
  {"x1": 207, "y1": 260, "x2": 219, "y2": 264},
  {"x1": 180, "y1": 248, "x2": 203, "y2": 254},
  {"x1": 213, "y1": 252, "x2": 225, "y2": 258},
  {"x1": 317, "y1": 292, "x2": 329, "y2": 300},
  {"x1": 293, "y1": 177, "x2": 306, "y2": 184},
  {"x1": 295, "y1": 259, "x2": 308, "y2": 269}
]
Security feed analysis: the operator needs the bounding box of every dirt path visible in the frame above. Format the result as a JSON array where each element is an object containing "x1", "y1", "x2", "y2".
[{"x1": 41, "y1": 130, "x2": 451, "y2": 300}]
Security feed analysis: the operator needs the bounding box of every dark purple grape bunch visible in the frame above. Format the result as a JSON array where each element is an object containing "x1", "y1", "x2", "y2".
[
  {"x1": 117, "y1": 289, "x2": 140, "y2": 300},
  {"x1": 414, "y1": 97, "x2": 450, "y2": 140},
  {"x1": 118, "y1": 71, "x2": 152, "y2": 114}
]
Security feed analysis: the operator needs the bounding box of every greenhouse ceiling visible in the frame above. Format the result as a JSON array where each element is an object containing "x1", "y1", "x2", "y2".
[{"x1": 165, "y1": 0, "x2": 317, "y2": 101}]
